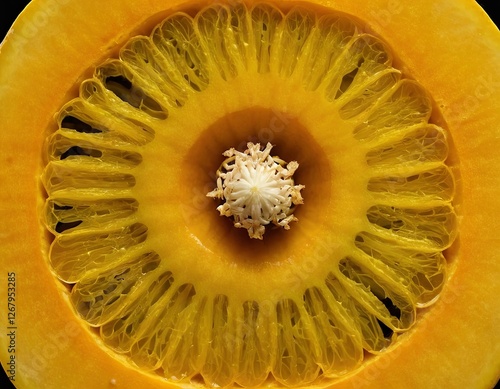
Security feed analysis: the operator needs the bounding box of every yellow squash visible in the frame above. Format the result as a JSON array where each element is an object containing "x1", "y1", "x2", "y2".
[{"x1": 0, "y1": 0, "x2": 499, "y2": 388}]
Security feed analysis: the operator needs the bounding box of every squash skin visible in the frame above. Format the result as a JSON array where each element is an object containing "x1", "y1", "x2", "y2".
[{"x1": 0, "y1": 1, "x2": 499, "y2": 388}]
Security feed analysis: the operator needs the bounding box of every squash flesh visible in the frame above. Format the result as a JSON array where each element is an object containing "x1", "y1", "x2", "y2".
[
  {"x1": 0, "y1": 0, "x2": 499, "y2": 388},
  {"x1": 40, "y1": 4, "x2": 456, "y2": 386}
]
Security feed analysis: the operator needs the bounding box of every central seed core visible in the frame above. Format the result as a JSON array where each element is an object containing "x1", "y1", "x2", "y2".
[{"x1": 207, "y1": 142, "x2": 305, "y2": 239}]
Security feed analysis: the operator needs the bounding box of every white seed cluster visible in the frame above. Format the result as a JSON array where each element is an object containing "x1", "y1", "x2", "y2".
[{"x1": 207, "y1": 142, "x2": 304, "y2": 239}]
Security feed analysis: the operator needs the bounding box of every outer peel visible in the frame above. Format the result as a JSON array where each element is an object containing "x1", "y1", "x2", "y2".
[{"x1": 0, "y1": 1, "x2": 499, "y2": 388}]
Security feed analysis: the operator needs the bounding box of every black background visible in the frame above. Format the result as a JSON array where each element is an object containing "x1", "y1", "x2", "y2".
[{"x1": 0, "y1": 1, "x2": 499, "y2": 389}]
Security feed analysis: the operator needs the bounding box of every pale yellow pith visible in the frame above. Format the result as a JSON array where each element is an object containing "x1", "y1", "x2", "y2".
[
  {"x1": 206, "y1": 142, "x2": 305, "y2": 239},
  {"x1": 41, "y1": 3, "x2": 457, "y2": 388}
]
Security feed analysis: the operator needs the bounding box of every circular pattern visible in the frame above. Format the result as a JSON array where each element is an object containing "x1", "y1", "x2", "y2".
[{"x1": 41, "y1": 2, "x2": 457, "y2": 387}]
